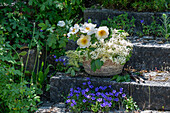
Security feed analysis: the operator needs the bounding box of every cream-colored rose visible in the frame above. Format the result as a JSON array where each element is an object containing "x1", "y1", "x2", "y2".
[
  {"x1": 77, "y1": 35, "x2": 91, "y2": 48},
  {"x1": 95, "y1": 26, "x2": 109, "y2": 40}
]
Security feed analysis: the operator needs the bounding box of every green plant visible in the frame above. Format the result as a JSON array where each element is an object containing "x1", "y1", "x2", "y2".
[
  {"x1": 160, "y1": 13, "x2": 170, "y2": 40},
  {"x1": 111, "y1": 74, "x2": 130, "y2": 82},
  {"x1": 97, "y1": 0, "x2": 169, "y2": 12},
  {"x1": 141, "y1": 17, "x2": 162, "y2": 37},
  {"x1": 0, "y1": 37, "x2": 40, "y2": 112},
  {"x1": 65, "y1": 77, "x2": 139, "y2": 112},
  {"x1": 101, "y1": 13, "x2": 136, "y2": 36},
  {"x1": 123, "y1": 96, "x2": 139, "y2": 112}
]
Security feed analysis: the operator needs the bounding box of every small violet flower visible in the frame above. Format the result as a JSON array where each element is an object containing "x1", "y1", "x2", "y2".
[
  {"x1": 140, "y1": 20, "x2": 144, "y2": 24},
  {"x1": 55, "y1": 59, "x2": 59, "y2": 62},
  {"x1": 40, "y1": 29, "x2": 43, "y2": 32},
  {"x1": 66, "y1": 99, "x2": 71, "y2": 103},
  {"x1": 115, "y1": 92, "x2": 119, "y2": 97},
  {"x1": 53, "y1": 55, "x2": 56, "y2": 58},
  {"x1": 97, "y1": 98, "x2": 102, "y2": 102},
  {"x1": 83, "y1": 99, "x2": 87, "y2": 103},
  {"x1": 122, "y1": 93, "x2": 126, "y2": 98},
  {"x1": 114, "y1": 98, "x2": 119, "y2": 102},
  {"x1": 83, "y1": 82, "x2": 86, "y2": 85}
]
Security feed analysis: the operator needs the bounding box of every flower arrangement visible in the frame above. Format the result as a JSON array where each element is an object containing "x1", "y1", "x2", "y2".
[
  {"x1": 65, "y1": 77, "x2": 139, "y2": 112},
  {"x1": 66, "y1": 21, "x2": 133, "y2": 73}
]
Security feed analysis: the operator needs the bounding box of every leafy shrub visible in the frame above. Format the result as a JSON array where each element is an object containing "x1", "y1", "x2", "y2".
[
  {"x1": 97, "y1": 0, "x2": 169, "y2": 12},
  {"x1": 101, "y1": 13, "x2": 136, "y2": 36},
  {"x1": 0, "y1": 37, "x2": 40, "y2": 112}
]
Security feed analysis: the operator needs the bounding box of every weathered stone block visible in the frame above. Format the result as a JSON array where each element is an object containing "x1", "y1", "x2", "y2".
[{"x1": 50, "y1": 74, "x2": 170, "y2": 110}]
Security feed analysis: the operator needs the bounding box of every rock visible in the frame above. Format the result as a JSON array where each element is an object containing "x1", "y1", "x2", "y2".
[{"x1": 143, "y1": 36, "x2": 154, "y2": 40}]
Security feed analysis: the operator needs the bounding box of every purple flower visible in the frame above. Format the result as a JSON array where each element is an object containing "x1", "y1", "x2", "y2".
[
  {"x1": 89, "y1": 85, "x2": 94, "y2": 89},
  {"x1": 90, "y1": 93, "x2": 95, "y2": 96},
  {"x1": 122, "y1": 93, "x2": 126, "y2": 98},
  {"x1": 55, "y1": 59, "x2": 59, "y2": 62},
  {"x1": 100, "y1": 102, "x2": 107, "y2": 107},
  {"x1": 69, "y1": 93, "x2": 73, "y2": 97},
  {"x1": 108, "y1": 85, "x2": 111, "y2": 88},
  {"x1": 59, "y1": 58, "x2": 62, "y2": 62},
  {"x1": 114, "y1": 98, "x2": 119, "y2": 102},
  {"x1": 91, "y1": 97, "x2": 95, "y2": 100},
  {"x1": 107, "y1": 97, "x2": 112, "y2": 101},
  {"x1": 40, "y1": 29, "x2": 43, "y2": 32},
  {"x1": 72, "y1": 99, "x2": 76, "y2": 105},
  {"x1": 81, "y1": 90, "x2": 86, "y2": 95},
  {"x1": 66, "y1": 99, "x2": 71, "y2": 103},
  {"x1": 83, "y1": 99, "x2": 87, "y2": 103},
  {"x1": 109, "y1": 92, "x2": 113, "y2": 96},
  {"x1": 70, "y1": 88, "x2": 73, "y2": 92},
  {"x1": 105, "y1": 92, "x2": 109, "y2": 96},
  {"x1": 77, "y1": 87, "x2": 81, "y2": 90},
  {"x1": 86, "y1": 77, "x2": 90, "y2": 80},
  {"x1": 82, "y1": 82, "x2": 86, "y2": 85},
  {"x1": 140, "y1": 20, "x2": 144, "y2": 23},
  {"x1": 63, "y1": 62, "x2": 66, "y2": 66},
  {"x1": 53, "y1": 55, "x2": 56, "y2": 58},
  {"x1": 86, "y1": 95, "x2": 91, "y2": 99},
  {"x1": 76, "y1": 94, "x2": 79, "y2": 97},
  {"x1": 71, "y1": 103, "x2": 74, "y2": 107},
  {"x1": 112, "y1": 90, "x2": 116, "y2": 93},
  {"x1": 97, "y1": 98, "x2": 102, "y2": 102},
  {"x1": 85, "y1": 88, "x2": 89, "y2": 92},
  {"x1": 88, "y1": 81, "x2": 91, "y2": 85},
  {"x1": 95, "y1": 87, "x2": 99, "y2": 92},
  {"x1": 96, "y1": 92, "x2": 101, "y2": 96},
  {"x1": 120, "y1": 88, "x2": 123, "y2": 92},
  {"x1": 115, "y1": 92, "x2": 119, "y2": 97},
  {"x1": 108, "y1": 102, "x2": 112, "y2": 107}
]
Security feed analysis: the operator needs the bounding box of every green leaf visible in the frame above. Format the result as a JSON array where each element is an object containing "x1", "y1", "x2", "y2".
[
  {"x1": 95, "y1": 59, "x2": 103, "y2": 70},
  {"x1": 71, "y1": 69, "x2": 75, "y2": 76},
  {"x1": 91, "y1": 60, "x2": 96, "y2": 72},
  {"x1": 116, "y1": 76, "x2": 122, "y2": 82},
  {"x1": 19, "y1": 51, "x2": 27, "y2": 56}
]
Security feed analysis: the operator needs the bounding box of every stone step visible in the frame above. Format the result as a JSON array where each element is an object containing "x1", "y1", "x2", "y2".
[
  {"x1": 125, "y1": 43, "x2": 170, "y2": 71},
  {"x1": 50, "y1": 72, "x2": 170, "y2": 111},
  {"x1": 36, "y1": 102, "x2": 170, "y2": 113}
]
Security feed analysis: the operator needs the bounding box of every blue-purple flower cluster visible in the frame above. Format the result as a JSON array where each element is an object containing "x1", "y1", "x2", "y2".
[
  {"x1": 54, "y1": 55, "x2": 66, "y2": 66},
  {"x1": 66, "y1": 77, "x2": 127, "y2": 112}
]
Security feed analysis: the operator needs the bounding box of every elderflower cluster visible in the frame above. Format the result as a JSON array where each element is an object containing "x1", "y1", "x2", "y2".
[{"x1": 67, "y1": 22, "x2": 133, "y2": 65}]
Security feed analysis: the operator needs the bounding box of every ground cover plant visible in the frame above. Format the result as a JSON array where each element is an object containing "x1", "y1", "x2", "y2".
[
  {"x1": 94, "y1": 0, "x2": 169, "y2": 12},
  {"x1": 65, "y1": 77, "x2": 139, "y2": 112}
]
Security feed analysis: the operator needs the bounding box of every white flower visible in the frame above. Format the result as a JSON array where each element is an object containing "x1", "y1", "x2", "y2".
[
  {"x1": 95, "y1": 26, "x2": 109, "y2": 40},
  {"x1": 57, "y1": 21, "x2": 65, "y2": 27},
  {"x1": 77, "y1": 35, "x2": 91, "y2": 48},
  {"x1": 67, "y1": 24, "x2": 79, "y2": 37},
  {"x1": 80, "y1": 22, "x2": 96, "y2": 35}
]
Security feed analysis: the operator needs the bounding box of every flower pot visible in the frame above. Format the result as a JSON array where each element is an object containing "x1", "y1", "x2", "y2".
[{"x1": 83, "y1": 60, "x2": 124, "y2": 76}]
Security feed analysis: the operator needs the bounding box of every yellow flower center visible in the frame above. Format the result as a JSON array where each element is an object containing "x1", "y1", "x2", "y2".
[
  {"x1": 81, "y1": 38, "x2": 88, "y2": 45},
  {"x1": 98, "y1": 30, "x2": 106, "y2": 37},
  {"x1": 73, "y1": 28, "x2": 76, "y2": 32},
  {"x1": 85, "y1": 27, "x2": 90, "y2": 30}
]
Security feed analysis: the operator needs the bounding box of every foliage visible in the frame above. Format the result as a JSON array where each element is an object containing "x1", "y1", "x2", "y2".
[
  {"x1": 101, "y1": 13, "x2": 136, "y2": 36},
  {"x1": 141, "y1": 17, "x2": 162, "y2": 37},
  {"x1": 65, "y1": 77, "x2": 139, "y2": 112},
  {"x1": 0, "y1": 0, "x2": 85, "y2": 52},
  {"x1": 111, "y1": 74, "x2": 131, "y2": 82},
  {"x1": 97, "y1": 0, "x2": 169, "y2": 12},
  {"x1": 123, "y1": 96, "x2": 139, "y2": 112},
  {"x1": 66, "y1": 21, "x2": 133, "y2": 72},
  {"x1": 160, "y1": 13, "x2": 170, "y2": 40},
  {"x1": 0, "y1": 37, "x2": 40, "y2": 112}
]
